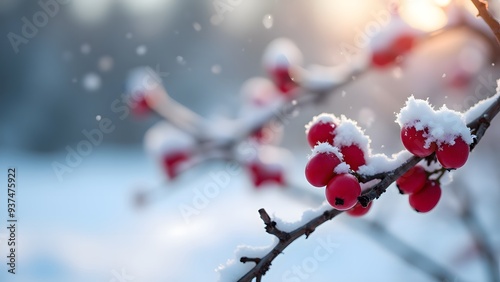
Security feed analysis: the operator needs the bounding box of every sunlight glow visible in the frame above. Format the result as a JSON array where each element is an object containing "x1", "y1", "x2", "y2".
[
  {"x1": 121, "y1": 0, "x2": 173, "y2": 15},
  {"x1": 400, "y1": 0, "x2": 448, "y2": 32},
  {"x1": 313, "y1": 0, "x2": 375, "y2": 31},
  {"x1": 433, "y1": 0, "x2": 452, "y2": 7},
  {"x1": 70, "y1": 0, "x2": 113, "y2": 25}
]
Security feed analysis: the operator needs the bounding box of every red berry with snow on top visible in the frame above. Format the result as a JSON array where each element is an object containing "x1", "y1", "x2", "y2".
[
  {"x1": 396, "y1": 165, "x2": 427, "y2": 194},
  {"x1": 401, "y1": 126, "x2": 436, "y2": 157},
  {"x1": 248, "y1": 161, "x2": 285, "y2": 188},
  {"x1": 306, "y1": 121, "x2": 336, "y2": 148},
  {"x1": 409, "y1": 180, "x2": 442, "y2": 213},
  {"x1": 325, "y1": 174, "x2": 361, "y2": 210},
  {"x1": 436, "y1": 137, "x2": 470, "y2": 169},
  {"x1": 372, "y1": 51, "x2": 397, "y2": 67},
  {"x1": 371, "y1": 34, "x2": 416, "y2": 68},
  {"x1": 131, "y1": 92, "x2": 152, "y2": 116},
  {"x1": 305, "y1": 150, "x2": 342, "y2": 187},
  {"x1": 269, "y1": 65, "x2": 297, "y2": 94},
  {"x1": 347, "y1": 201, "x2": 372, "y2": 217},
  {"x1": 392, "y1": 34, "x2": 415, "y2": 55},
  {"x1": 339, "y1": 144, "x2": 366, "y2": 171},
  {"x1": 263, "y1": 38, "x2": 302, "y2": 95},
  {"x1": 162, "y1": 150, "x2": 190, "y2": 179}
]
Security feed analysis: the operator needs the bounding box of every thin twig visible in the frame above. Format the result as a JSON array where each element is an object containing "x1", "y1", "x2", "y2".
[
  {"x1": 471, "y1": 0, "x2": 500, "y2": 45},
  {"x1": 236, "y1": 84, "x2": 500, "y2": 282},
  {"x1": 237, "y1": 208, "x2": 342, "y2": 282}
]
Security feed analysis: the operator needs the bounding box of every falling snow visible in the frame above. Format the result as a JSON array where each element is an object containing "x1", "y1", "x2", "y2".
[
  {"x1": 177, "y1": 56, "x2": 186, "y2": 65},
  {"x1": 82, "y1": 73, "x2": 101, "y2": 92},
  {"x1": 136, "y1": 45, "x2": 148, "y2": 56},
  {"x1": 193, "y1": 22, "x2": 202, "y2": 31},
  {"x1": 262, "y1": 14, "x2": 273, "y2": 29},
  {"x1": 98, "y1": 56, "x2": 114, "y2": 72}
]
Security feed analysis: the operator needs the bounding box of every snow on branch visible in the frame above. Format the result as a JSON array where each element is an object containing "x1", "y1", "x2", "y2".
[{"x1": 225, "y1": 81, "x2": 500, "y2": 281}]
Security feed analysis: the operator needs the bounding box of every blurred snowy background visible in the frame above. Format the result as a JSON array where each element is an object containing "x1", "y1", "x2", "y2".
[{"x1": 1, "y1": 0, "x2": 500, "y2": 281}]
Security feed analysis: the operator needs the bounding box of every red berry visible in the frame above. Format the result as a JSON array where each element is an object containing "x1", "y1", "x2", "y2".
[
  {"x1": 448, "y1": 70, "x2": 472, "y2": 89},
  {"x1": 131, "y1": 94, "x2": 151, "y2": 116},
  {"x1": 409, "y1": 180, "x2": 442, "y2": 213},
  {"x1": 436, "y1": 137, "x2": 470, "y2": 169},
  {"x1": 396, "y1": 165, "x2": 427, "y2": 194},
  {"x1": 347, "y1": 201, "x2": 372, "y2": 217},
  {"x1": 248, "y1": 162, "x2": 285, "y2": 188},
  {"x1": 307, "y1": 122, "x2": 336, "y2": 148},
  {"x1": 401, "y1": 126, "x2": 436, "y2": 157},
  {"x1": 372, "y1": 51, "x2": 397, "y2": 67},
  {"x1": 339, "y1": 145, "x2": 366, "y2": 171},
  {"x1": 372, "y1": 34, "x2": 415, "y2": 68},
  {"x1": 392, "y1": 34, "x2": 415, "y2": 54},
  {"x1": 162, "y1": 150, "x2": 190, "y2": 179},
  {"x1": 305, "y1": 152, "x2": 341, "y2": 187},
  {"x1": 325, "y1": 174, "x2": 361, "y2": 210},
  {"x1": 269, "y1": 65, "x2": 296, "y2": 94}
]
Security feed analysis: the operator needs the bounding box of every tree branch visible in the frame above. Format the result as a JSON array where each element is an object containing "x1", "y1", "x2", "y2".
[
  {"x1": 236, "y1": 81, "x2": 500, "y2": 282},
  {"x1": 471, "y1": 0, "x2": 500, "y2": 45},
  {"x1": 237, "y1": 208, "x2": 342, "y2": 282}
]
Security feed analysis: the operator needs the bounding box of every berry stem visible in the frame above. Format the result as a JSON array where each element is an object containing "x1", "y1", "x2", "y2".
[{"x1": 237, "y1": 60, "x2": 500, "y2": 282}]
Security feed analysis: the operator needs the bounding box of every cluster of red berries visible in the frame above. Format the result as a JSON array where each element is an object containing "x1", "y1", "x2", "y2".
[
  {"x1": 372, "y1": 33, "x2": 416, "y2": 68},
  {"x1": 397, "y1": 96, "x2": 473, "y2": 169},
  {"x1": 401, "y1": 123, "x2": 470, "y2": 169},
  {"x1": 395, "y1": 97, "x2": 474, "y2": 212},
  {"x1": 304, "y1": 115, "x2": 371, "y2": 216},
  {"x1": 396, "y1": 165, "x2": 442, "y2": 213}
]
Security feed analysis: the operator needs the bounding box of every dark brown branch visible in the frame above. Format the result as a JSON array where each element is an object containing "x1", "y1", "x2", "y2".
[
  {"x1": 235, "y1": 5, "x2": 500, "y2": 280},
  {"x1": 258, "y1": 209, "x2": 290, "y2": 242},
  {"x1": 470, "y1": 95, "x2": 500, "y2": 150},
  {"x1": 237, "y1": 209, "x2": 342, "y2": 282},
  {"x1": 357, "y1": 155, "x2": 422, "y2": 206},
  {"x1": 236, "y1": 86, "x2": 500, "y2": 282},
  {"x1": 471, "y1": 0, "x2": 500, "y2": 45}
]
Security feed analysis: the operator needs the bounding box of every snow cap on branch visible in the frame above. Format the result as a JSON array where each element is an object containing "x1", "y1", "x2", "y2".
[
  {"x1": 464, "y1": 79, "x2": 500, "y2": 123},
  {"x1": 216, "y1": 238, "x2": 278, "y2": 282},
  {"x1": 143, "y1": 121, "x2": 195, "y2": 157},
  {"x1": 127, "y1": 66, "x2": 162, "y2": 95},
  {"x1": 263, "y1": 38, "x2": 303, "y2": 69}
]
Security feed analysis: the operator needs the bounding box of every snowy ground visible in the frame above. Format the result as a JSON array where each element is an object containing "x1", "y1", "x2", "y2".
[{"x1": 0, "y1": 144, "x2": 498, "y2": 282}]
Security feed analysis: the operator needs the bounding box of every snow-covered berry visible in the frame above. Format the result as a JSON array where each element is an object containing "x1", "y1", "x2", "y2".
[
  {"x1": 248, "y1": 161, "x2": 285, "y2": 188},
  {"x1": 401, "y1": 126, "x2": 436, "y2": 157},
  {"x1": 305, "y1": 146, "x2": 342, "y2": 187},
  {"x1": 436, "y1": 137, "x2": 470, "y2": 169}
]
